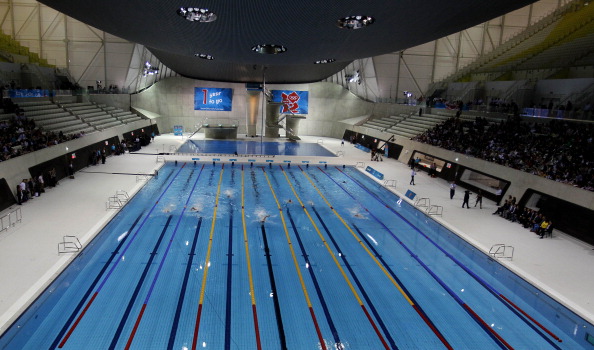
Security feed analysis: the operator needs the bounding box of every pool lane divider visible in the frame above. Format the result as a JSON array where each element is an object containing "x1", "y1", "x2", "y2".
[
  {"x1": 57, "y1": 163, "x2": 187, "y2": 348},
  {"x1": 260, "y1": 223, "x2": 287, "y2": 349},
  {"x1": 108, "y1": 215, "x2": 174, "y2": 349},
  {"x1": 300, "y1": 165, "x2": 452, "y2": 349},
  {"x1": 261, "y1": 168, "x2": 328, "y2": 350},
  {"x1": 336, "y1": 166, "x2": 563, "y2": 347},
  {"x1": 324, "y1": 167, "x2": 515, "y2": 350},
  {"x1": 168, "y1": 217, "x2": 203, "y2": 349},
  {"x1": 286, "y1": 208, "x2": 342, "y2": 347},
  {"x1": 241, "y1": 165, "x2": 262, "y2": 350},
  {"x1": 50, "y1": 211, "x2": 145, "y2": 350},
  {"x1": 310, "y1": 207, "x2": 398, "y2": 349},
  {"x1": 192, "y1": 163, "x2": 225, "y2": 350},
  {"x1": 276, "y1": 165, "x2": 390, "y2": 350},
  {"x1": 224, "y1": 211, "x2": 234, "y2": 350},
  {"x1": 123, "y1": 164, "x2": 204, "y2": 349}
]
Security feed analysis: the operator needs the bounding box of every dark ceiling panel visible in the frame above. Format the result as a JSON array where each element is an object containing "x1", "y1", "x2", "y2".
[{"x1": 38, "y1": 0, "x2": 537, "y2": 83}]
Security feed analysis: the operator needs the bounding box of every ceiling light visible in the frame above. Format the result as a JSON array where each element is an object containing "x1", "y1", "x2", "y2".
[
  {"x1": 337, "y1": 15, "x2": 375, "y2": 29},
  {"x1": 177, "y1": 7, "x2": 217, "y2": 22},
  {"x1": 195, "y1": 53, "x2": 214, "y2": 60},
  {"x1": 251, "y1": 44, "x2": 287, "y2": 55},
  {"x1": 314, "y1": 59, "x2": 336, "y2": 64}
]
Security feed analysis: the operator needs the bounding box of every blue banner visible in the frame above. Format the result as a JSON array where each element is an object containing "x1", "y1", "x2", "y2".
[
  {"x1": 194, "y1": 87, "x2": 233, "y2": 111},
  {"x1": 173, "y1": 125, "x2": 183, "y2": 136},
  {"x1": 365, "y1": 166, "x2": 384, "y2": 180},
  {"x1": 9, "y1": 89, "x2": 50, "y2": 98},
  {"x1": 271, "y1": 90, "x2": 308, "y2": 114}
]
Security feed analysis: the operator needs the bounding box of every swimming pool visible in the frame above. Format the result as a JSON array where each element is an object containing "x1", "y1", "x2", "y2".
[
  {"x1": 1, "y1": 163, "x2": 592, "y2": 349},
  {"x1": 177, "y1": 140, "x2": 337, "y2": 157}
]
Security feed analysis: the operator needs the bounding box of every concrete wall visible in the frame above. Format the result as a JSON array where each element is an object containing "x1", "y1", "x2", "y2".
[
  {"x1": 130, "y1": 77, "x2": 377, "y2": 139},
  {"x1": 350, "y1": 125, "x2": 594, "y2": 211}
]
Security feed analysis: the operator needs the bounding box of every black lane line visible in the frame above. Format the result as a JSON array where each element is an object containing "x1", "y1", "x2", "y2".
[
  {"x1": 50, "y1": 212, "x2": 145, "y2": 349},
  {"x1": 109, "y1": 215, "x2": 173, "y2": 349},
  {"x1": 260, "y1": 223, "x2": 287, "y2": 350},
  {"x1": 286, "y1": 207, "x2": 341, "y2": 347},
  {"x1": 311, "y1": 207, "x2": 399, "y2": 350},
  {"x1": 224, "y1": 213, "x2": 234, "y2": 350},
  {"x1": 167, "y1": 217, "x2": 203, "y2": 349}
]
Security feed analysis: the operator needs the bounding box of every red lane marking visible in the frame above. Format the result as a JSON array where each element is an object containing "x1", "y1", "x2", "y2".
[
  {"x1": 309, "y1": 307, "x2": 327, "y2": 350},
  {"x1": 360, "y1": 305, "x2": 390, "y2": 350},
  {"x1": 58, "y1": 292, "x2": 99, "y2": 348},
  {"x1": 499, "y1": 294, "x2": 562, "y2": 342},
  {"x1": 192, "y1": 303, "x2": 204, "y2": 350},
  {"x1": 463, "y1": 304, "x2": 514, "y2": 350},
  {"x1": 412, "y1": 304, "x2": 453, "y2": 350},
  {"x1": 124, "y1": 303, "x2": 147, "y2": 350},
  {"x1": 252, "y1": 305, "x2": 262, "y2": 350}
]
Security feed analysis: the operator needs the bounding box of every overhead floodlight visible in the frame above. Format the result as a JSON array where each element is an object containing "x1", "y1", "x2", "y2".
[
  {"x1": 195, "y1": 53, "x2": 214, "y2": 60},
  {"x1": 251, "y1": 44, "x2": 287, "y2": 55},
  {"x1": 337, "y1": 15, "x2": 375, "y2": 29},
  {"x1": 314, "y1": 58, "x2": 336, "y2": 64},
  {"x1": 177, "y1": 7, "x2": 217, "y2": 22},
  {"x1": 143, "y1": 62, "x2": 159, "y2": 76},
  {"x1": 347, "y1": 70, "x2": 360, "y2": 83}
]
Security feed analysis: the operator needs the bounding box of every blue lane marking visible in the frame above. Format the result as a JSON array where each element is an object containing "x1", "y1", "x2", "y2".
[
  {"x1": 286, "y1": 208, "x2": 341, "y2": 347},
  {"x1": 49, "y1": 212, "x2": 145, "y2": 350},
  {"x1": 260, "y1": 224, "x2": 287, "y2": 349},
  {"x1": 311, "y1": 207, "x2": 398, "y2": 349},
  {"x1": 224, "y1": 213, "x2": 234, "y2": 350},
  {"x1": 109, "y1": 215, "x2": 173, "y2": 349},
  {"x1": 168, "y1": 218, "x2": 203, "y2": 349}
]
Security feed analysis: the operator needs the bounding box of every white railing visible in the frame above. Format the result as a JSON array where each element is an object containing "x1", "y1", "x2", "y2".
[{"x1": 0, "y1": 207, "x2": 22, "y2": 232}]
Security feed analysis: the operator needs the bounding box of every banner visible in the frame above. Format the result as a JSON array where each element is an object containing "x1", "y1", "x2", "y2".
[
  {"x1": 194, "y1": 87, "x2": 233, "y2": 111},
  {"x1": 173, "y1": 125, "x2": 183, "y2": 136},
  {"x1": 271, "y1": 90, "x2": 308, "y2": 114},
  {"x1": 9, "y1": 89, "x2": 50, "y2": 98}
]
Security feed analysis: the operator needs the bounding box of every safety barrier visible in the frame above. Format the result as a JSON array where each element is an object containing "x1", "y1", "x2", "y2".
[
  {"x1": 383, "y1": 180, "x2": 397, "y2": 188},
  {"x1": 136, "y1": 174, "x2": 150, "y2": 182},
  {"x1": 489, "y1": 244, "x2": 514, "y2": 260},
  {"x1": 415, "y1": 197, "x2": 430, "y2": 208},
  {"x1": 0, "y1": 207, "x2": 22, "y2": 232},
  {"x1": 58, "y1": 235, "x2": 82, "y2": 254},
  {"x1": 426, "y1": 205, "x2": 443, "y2": 216},
  {"x1": 106, "y1": 190, "x2": 129, "y2": 209}
]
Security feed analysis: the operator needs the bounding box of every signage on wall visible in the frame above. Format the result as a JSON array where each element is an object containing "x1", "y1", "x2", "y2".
[
  {"x1": 194, "y1": 87, "x2": 233, "y2": 111},
  {"x1": 173, "y1": 125, "x2": 183, "y2": 136},
  {"x1": 271, "y1": 90, "x2": 309, "y2": 114}
]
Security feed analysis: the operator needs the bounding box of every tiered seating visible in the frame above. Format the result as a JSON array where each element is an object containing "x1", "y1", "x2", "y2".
[
  {"x1": 18, "y1": 100, "x2": 93, "y2": 135},
  {"x1": 0, "y1": 112, "x2": 14, "y2": 122},
  {"x1": 110, "y1": 109, "x2": 142, "y2": 123},
  {"x1": 361, "y1": 115, "x2": 404, "y2": 132},
  {"x1": 62, "y1": 102, "x2": 125, "y2": 131},
  {"x1": 387, "y1": 114, "x2": 450, "y2": 139}
]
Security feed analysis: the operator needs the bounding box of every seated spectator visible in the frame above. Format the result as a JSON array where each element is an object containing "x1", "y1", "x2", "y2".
[{"x1": 413, "y1": 116, "x2": 594, "y2": 191}]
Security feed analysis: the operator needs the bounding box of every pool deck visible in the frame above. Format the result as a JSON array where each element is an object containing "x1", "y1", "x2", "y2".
[{"x1": 1, "y1": 133, "x2": 593, "y2": 336}]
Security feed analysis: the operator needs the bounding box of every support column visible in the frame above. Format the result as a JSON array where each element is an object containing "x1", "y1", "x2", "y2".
[
  {"x1": 246, "y1": 90, "x2": 260, "y2": 137},
  {"x1": 265, "y1": 102, "x2": 283, "y2": 138}
]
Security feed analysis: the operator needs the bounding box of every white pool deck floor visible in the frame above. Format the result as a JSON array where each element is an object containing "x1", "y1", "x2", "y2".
[{"x1": 0, "y1": 133, "x2": 593, "y2": 337}]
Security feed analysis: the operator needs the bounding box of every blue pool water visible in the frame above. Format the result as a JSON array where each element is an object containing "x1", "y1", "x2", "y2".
[
  {"x1": 177, "y1": 140, "x2": 337, "y2": 156},
  {"x1": 1, "y1": 163, "x2": 592, "y2": 349}
]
